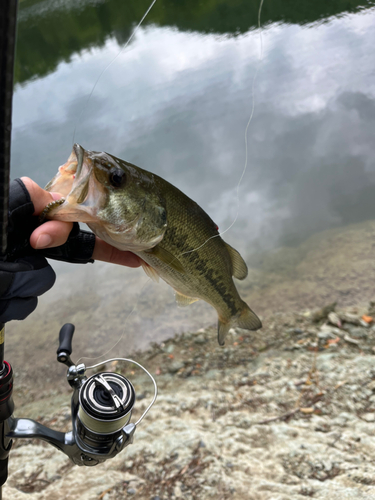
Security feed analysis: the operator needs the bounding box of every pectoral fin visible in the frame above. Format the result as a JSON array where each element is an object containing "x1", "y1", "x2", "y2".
[
  {"x1": 141, "y1": 261, "x2": 160, "y2": 282},
  {"x1": 224, "y1": 242, "x2": 248, "y2": 280},
  {"x1": 174, "y1": 291, "x2": 199, "y2": 307},
  {"x1": 145, "y1": 245, "x2": 186, "y2": 274}
]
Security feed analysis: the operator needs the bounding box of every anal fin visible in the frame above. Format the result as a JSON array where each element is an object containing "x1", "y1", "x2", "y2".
[{"x1": 218, "y1": 319, "x2": 230, "y2": 346}]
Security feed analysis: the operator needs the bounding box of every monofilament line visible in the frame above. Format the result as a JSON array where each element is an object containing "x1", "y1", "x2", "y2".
[
  {"x1": 72, "y1": 0, "x2": 158, "y2": 145},
  {"x1": 178, "y1": 0, "x2": 265, "y2": 259},
  {"x1": 215, "y1": 0, "x2": 265, "y2": 238}
]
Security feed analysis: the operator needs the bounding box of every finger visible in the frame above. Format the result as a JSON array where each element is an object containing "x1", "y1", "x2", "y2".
[
  {"x1": 20, "y1": 176, "x2": 63, "y2": 215},
  {"x1": 30, "y1": 220, "x2": 74, "y2": 249},
  {"x1": 92, "y1": 238, "x2": 142, "y2": 268}
]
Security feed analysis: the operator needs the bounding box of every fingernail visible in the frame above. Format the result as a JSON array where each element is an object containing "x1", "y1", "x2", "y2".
[
  {"x1": 50, "y1": 192, "x2": 63, "y2": 201},
  {"x1": 35, "y1": 234, "x2": 53, "y2": 249}
]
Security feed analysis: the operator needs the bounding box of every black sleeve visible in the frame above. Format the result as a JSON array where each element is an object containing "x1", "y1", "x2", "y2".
[{"x1": 7, "y1": 178, "x2": 95, "y2": 264}]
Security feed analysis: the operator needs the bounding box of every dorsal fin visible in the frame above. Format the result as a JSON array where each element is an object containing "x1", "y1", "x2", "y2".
[{"x1": 224, "y1": 242, "x2": 248, "y2": 280}]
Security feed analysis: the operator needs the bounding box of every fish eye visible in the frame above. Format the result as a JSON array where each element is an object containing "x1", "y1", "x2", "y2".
[{"x1": 109, "y1": 169, "x2": 126, "y2": 188}]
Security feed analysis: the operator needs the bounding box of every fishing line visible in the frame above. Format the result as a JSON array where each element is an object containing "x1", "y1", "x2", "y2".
[
  {"x1": 77, "y1": 276, "x2": 151, "y2": 365},
  {"x1": 72, "y1": 0, "x2": 158, "y2": 146},
  {"x1": 177, "y1": 0, "x2": 265, "y2": 260}
]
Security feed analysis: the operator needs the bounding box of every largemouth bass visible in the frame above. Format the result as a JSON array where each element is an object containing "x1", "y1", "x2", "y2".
[{"x1": 45, "y1": 144, "x2": 262, "y2": 345}]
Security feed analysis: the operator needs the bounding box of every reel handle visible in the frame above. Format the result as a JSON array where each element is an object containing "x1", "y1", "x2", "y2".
[{"x1": 57, "y1": 323, "x2": 75, "y2": 366}]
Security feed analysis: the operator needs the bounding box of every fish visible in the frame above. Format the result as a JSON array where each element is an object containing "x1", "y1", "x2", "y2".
[{"x1": 44, "y1": 144, "x2": 262, "y2": 345}]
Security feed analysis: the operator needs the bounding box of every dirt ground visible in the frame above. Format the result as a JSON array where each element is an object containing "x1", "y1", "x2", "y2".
[{"x1": 4, "y1": 302, "x2": 375, "y2": 500}]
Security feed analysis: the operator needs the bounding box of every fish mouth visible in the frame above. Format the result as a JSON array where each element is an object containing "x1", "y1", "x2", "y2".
[{"x1": 44, "y1": 144, "x2": 105, "y2": 223}]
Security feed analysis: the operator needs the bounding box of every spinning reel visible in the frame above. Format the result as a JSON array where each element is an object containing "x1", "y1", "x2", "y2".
[{"x1": 0, "y1": 323, "x2": 157, "y2": 467}]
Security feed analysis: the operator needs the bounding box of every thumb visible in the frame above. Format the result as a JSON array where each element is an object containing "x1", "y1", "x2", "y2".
[{"x1": 20, "y1": 177, "x2": 63, "y2": 215}]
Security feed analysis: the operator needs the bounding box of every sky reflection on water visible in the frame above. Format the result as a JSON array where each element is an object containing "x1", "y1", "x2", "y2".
[
  {"x1": 7, "y1": 2, "x2": 375, "y2": 363},
  {"x1": 12, "y1": 8, "x2": 375, "y2": 259}
]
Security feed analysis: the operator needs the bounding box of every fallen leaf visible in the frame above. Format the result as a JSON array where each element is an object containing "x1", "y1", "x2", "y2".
[{"x1": 362, "y1": 315, "x2": 373, "y2": 324}]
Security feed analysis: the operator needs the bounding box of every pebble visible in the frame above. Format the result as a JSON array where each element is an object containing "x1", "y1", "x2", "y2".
[
  {"x1": 194, "y1": 334, "x2": 207, "y2": 345},
  {"x1": 345, "y1": 326, "x2": 368, "y2": 339},
  {"x1": 317, "y1": 329, "x2": 337, "y2": 340},
  {"x1": 127, "y1": 488, "x2": 137, "y2": 495},
  {"x1": 361, "y1": 413, "x2": 375, "y2": 422},
  {"x1": 167, "y1": 361, "x2": 185, "y2": 374},
  {"x1": 328, "y1": 311, "x2": 342, "y2": 327}
]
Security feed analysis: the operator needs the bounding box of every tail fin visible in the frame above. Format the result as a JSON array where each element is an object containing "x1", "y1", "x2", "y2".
[{"x1": 218, "y1": 303, "x2": 262, "y2": 346}]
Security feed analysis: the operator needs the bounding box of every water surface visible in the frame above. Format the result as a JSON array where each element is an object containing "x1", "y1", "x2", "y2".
[{"x1": 8, "y1": 0, "x2": 375, "y2": 375}]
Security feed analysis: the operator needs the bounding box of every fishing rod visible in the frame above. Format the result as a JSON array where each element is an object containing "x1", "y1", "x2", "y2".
[
  {"x1": 0, "y1": 1, "x2": 18, "y2": 496},
  {"x1": 0, "y1": 2, "x2": 157, "y2": 496}
]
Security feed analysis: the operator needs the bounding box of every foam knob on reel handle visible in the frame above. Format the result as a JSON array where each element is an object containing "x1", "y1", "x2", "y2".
[{"x1": 57, "y1": 323, "x2": 75, "y2": 358}]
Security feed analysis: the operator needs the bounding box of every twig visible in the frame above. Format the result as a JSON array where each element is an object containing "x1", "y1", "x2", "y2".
[{"x1": 256, "y1": 407, "x2": 300, "y2": 425}]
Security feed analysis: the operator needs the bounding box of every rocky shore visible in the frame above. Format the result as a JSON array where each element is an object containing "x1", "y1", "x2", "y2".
[{"x1": 4, "y1": 302, "x2": 375, "y2": 499}]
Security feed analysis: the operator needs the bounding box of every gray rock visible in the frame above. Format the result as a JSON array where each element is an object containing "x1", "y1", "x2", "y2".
[
  {"x1": 194, "y1": 334, "x2": 207, "y2": 345},
  {"x1": 345, "y1": 326, "x2": 368, "y2": 338},
  {"x1": 167, "y1": 361, "x2": 185, "y2": 374}
]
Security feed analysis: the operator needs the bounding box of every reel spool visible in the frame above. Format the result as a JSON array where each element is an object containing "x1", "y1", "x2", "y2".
[
  {"x1": 79, "y1": 372, "x2": 135, "y2": 434},
  {"x1": 76, "y1": 371, "x2": 136, "y2": 453}
]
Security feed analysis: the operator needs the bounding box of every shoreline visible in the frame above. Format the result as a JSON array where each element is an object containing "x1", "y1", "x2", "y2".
[{"x1": 5, "y1": 301, "x2": 375, "y2": 499}]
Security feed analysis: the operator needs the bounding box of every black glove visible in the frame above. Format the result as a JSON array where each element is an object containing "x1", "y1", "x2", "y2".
[
  {"x1": 0, "y1": 178, "x2": 96, "y2": 323},
  {"x1": 0, "y1": 255, "x2": 56, "y2": 323},
  {"x1": 7, "y1": 178, "x2": 96, "y2": 263}
]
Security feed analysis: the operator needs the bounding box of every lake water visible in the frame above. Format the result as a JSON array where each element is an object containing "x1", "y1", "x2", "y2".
[{"x1": 7, "y1": 0, "x2": 375, "y2": 377}]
